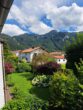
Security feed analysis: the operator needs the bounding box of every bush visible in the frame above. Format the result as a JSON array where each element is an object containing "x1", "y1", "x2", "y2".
[
  {"x1": 32, "y1": 75, "x2": 51, "y2": 87},
  {"x1": 11, "y1": 86, "x2": 25, "y2": 99},
  {"x1": 16, "y1": 62, "x2": 31, "y2": 73},
  {"x1": 76, "y1": 59, "x2": 83, "y2": 84},
  {"x1": 7, "y1": 75, "x2": 14, "y2": 87},
  {"x1": 25, "y1": 96, "x2": 48, "y2": 110},
  {"x1": 35, "y1": 62, "x2": 61, "y2": 75},
  {"x1": 2, "y1": 96, "x2": 48, "y2": 110},
  {"x1": 49, "y1": 70, "x2": 83, "y2": 110},
  {"x1": 5, "y1": 62, "x2": 15, "y2": 74},
  {"x1": 2, "y1": 99, "x2": 26, "y2": 110}
]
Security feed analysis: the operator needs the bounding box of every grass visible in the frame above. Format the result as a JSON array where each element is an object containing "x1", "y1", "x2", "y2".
[{"x1": 7, "y1": 72, "x2": 49, "y2": 101}]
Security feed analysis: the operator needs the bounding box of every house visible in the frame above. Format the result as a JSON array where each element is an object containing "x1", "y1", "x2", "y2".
[
  {"x1": 50, "y1": 51, "x2": 67, "y2": 64},
  {"x1": 50, "y1": 51, "x2": 65, "y2": 56},
  {"x1": 0, "y1": 39, "x2": 5, "y2": 108},
  {"x1": 12, "y1": 50, "x2": 21, "y2": 57},
  {"x1": 53, "y1": 55, "x2": 67, "y2": 64},
  {"x1": 0, "y1": 0, "x2": 14, "y2": 109},
  {"x1": 19, "y1": 47, "x2": 48, "y2": 62}
]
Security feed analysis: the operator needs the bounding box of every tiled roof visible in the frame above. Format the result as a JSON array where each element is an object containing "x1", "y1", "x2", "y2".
[
  {"x1": 20, "y1": 47, "x2": 40, "y2": 53},
  {"x1": 50, "y1": 51, "x2": 64, "y2": 55},
  {"x1": 53, "y1": 55, "x2": 65, "y2": 59},
  {"x1": 12, "y1": 50, "x2": 21, "y2": 53}
]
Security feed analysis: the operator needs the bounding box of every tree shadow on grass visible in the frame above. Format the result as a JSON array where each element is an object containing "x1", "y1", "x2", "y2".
[{"x1": 30, "y1": 86, "x2": 50, "y2": 101}]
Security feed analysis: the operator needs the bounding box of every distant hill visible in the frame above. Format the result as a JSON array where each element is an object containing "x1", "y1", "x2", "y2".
[{"x1": 0, "y1": 30, "x2": 79, "y2": 52}]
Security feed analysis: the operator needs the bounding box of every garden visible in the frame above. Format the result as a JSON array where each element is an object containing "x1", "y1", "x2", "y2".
[{"x1": 2, "y1": 34, "x2": 83, "y2": 110}]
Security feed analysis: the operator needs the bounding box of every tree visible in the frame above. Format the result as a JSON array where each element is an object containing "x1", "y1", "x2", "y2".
[
  {"x1": 32, "y1": 53, "x2": 55, "y2": 67},
  {"x1": 32, "y1": 53, "x2": 55, "y2": 74},
  {"x1": 3, "y1": 42, "x2": 12, "y2": 62},
  {"x1": 3, "y1": 42, "x2": 19, "y2": 73},
  {"x1": 65, "y1": 33, "x2": 83, "y2": 76}
]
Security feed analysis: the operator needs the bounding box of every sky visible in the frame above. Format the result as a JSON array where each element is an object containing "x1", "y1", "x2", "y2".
[{"x1": 2, "y1": 0, "x2": 83, "y2": 36}]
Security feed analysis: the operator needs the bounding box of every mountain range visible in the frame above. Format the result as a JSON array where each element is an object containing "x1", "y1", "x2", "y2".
[{"x1": 0, "y1": 30, "x2": 78, "y2": 52}]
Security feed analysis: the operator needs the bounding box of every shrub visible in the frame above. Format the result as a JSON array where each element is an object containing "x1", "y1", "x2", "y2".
[
  {"x1": 76, "y1": 59, "x2": 83, "y2": 84},
  {"x1": 16, "y1": 62, "x2": 31, "y2": 73},
  {"x1": 2, "y1": 96, "x2": 48, "y2": 110},
  {"x1": 32, "y1": 75, "x2": 51, "y2": 87},
  {"x1": 5, "y1": 62, "x2": 15, "y2": 74},
  {"x1": 2, "y1": 99, "x2": 26, "y2": 110},
  {"x1": 25, "y1": 96, "x2": 48, "y2": 110},
  {"x1": 7, "y1": 75, "x2": 14, "y2": 87},
  {"x1": 36, "y1": 62, "x2": 61, "y2": 75},
  {"x1": 49, "y1": 70, "x2": 83, "y2": 110},
  {"x1": 11, "y1": 86, "x2": 25, "y2": 99}
]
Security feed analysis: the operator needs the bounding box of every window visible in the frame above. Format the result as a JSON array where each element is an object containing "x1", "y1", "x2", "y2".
[
  {"x1": 34, "y1": 53, "x2": 37, "y2": 57},
  {"x1": 59, "y1": 59, "x2": 60, "y2": 62},
  {"x1": 63, "y1": 59, "x2": 65, "y2": 61}
]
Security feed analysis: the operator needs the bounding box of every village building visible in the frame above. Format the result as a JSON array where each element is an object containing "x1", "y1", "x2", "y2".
[
  {"x1": 50, "y1": 51, "x2": 65, "y2": 56},
  {"x1": 50, "y1": 51, "x2": 67, "y2": 64},
  {"x1": 19, "y1": 47, "x2": 48, "y2": 62},
  {"x1": 53, "y1": 55, "x2": 67, "y2": 64},
  {"x1": 12, "y1": 50, "x2": 21, "y2": 57},
  {"x1": 0, "y1": 0, "x2": 14, "y2": 109}
]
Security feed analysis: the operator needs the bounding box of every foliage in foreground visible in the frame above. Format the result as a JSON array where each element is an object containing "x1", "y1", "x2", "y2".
[
  {"x1": 65, "y1": 33, "x2": 83, "y2": 75},
  {"x1": 76, "y1": 59, "x2": 83, "y2": 84},
  {"x1": 49, "y1": 70, "x2": 83, "y2": 110},
  {"x1": 2, "y1": 96, "x2": 48, "y2": 110}
]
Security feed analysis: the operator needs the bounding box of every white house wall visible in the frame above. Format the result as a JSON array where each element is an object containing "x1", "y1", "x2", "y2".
[
  {"x1": 15, "y1": 52, "x2": 19, "y2": 57},
  {"x1": 26, "y1": 53, "x2": 31, "y2": 62},
  {"x1": 19, "y1": 53, "x2": 31, "y2": 62},
  {"x1": 30, "y1": 49, "x2": 45, "y2": 62},
  {"x1": 0, "y1": 43, "x2": 5, "y2": 109},
  {"x1": 20, "y1": 48, "x2": 46, "y2": 62},
  {"x1": 56, "y1": 59, "x2": 67, "y2": 64}
]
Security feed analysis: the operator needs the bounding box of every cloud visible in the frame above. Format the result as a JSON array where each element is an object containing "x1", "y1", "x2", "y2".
[
  {"x1": 29, "y1": 22, "x2": 53, "y2": 35},
  {"x1": 6, "y1": 0, "x2": 83, "y2": 35},
  {"x1": 2, "y1": 24, "x2": 26, "y2": 36},
  {"x1": 47, "y1": 3, "x2": 83, "y2": 32}
]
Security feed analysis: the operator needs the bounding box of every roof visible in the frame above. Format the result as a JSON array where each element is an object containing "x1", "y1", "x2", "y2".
[
  {"x1": 50, "y1": 51, "x2": 65, "y2": 56},
  {"x1": 12, "y1": 50, "x2": 21, "y2": 53},
  {"x1": 0, "y1": 0, "x2": 14, "y2": 33},
  {"x1": 20, "y1": 47, "x2": 41, "y2": 53},
  {"x1": 53, "y1": 55, "x2": 65, "y2": 59}
]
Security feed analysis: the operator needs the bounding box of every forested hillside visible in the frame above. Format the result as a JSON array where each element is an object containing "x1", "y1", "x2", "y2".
[{"x1": 0, "y1": 30, "x2": 78, "y2": 52}]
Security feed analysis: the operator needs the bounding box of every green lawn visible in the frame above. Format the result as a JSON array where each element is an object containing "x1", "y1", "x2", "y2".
[{"x1": 7, "y1": 72, "x2": 49, "y2": 101}]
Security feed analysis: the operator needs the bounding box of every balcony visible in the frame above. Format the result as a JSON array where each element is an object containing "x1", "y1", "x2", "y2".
[{"x1": 0, "y1": 0, "x2": 13, "y2": 33}]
